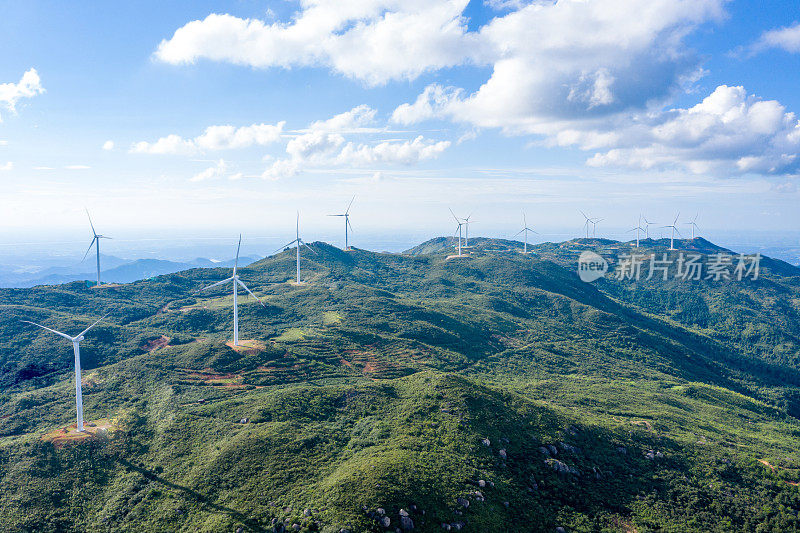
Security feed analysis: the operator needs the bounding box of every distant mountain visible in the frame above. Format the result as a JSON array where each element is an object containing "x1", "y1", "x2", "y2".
[{"x1": 0, "y1": 255, "x2": 261, "y2": 288}]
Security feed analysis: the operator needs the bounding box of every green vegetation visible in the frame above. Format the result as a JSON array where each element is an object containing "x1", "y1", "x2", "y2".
[{"x1": 1, "y1": 237, "x2": 799, "y2": 531}]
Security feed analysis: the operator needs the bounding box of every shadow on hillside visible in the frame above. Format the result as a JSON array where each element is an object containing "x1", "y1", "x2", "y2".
[{"x1": 116, "y1": 457, "x2": 266, "y2": 532}]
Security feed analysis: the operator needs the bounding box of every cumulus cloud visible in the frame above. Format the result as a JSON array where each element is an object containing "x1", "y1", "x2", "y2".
[
  {"x1": 190, "y1": 159, "x2": 241, "y2": 181},
  {"x1": 306, "y1": 104, "x2": 378, "y2": 133},
  {"x1": 131, "y1": 121, "x2": 284, "y2": 154},
  {"x1": 102, "y1": 140, "x2": 114, "y2": 150},
  {"x1": 154, "y1": 2, "x2": 483, "y2": 85},
  {"x1": 335, "y1": 136, "x2": 451, "y2": 166},
  {"x1": 583, "y1": 86, "x2": 800, "y2": 175},
  {"x1": 262, "y1": 158, "x2": 300, "y2": 180},
  {"x1": 0, "y1": 68, "x2": 44, "y2": 120},
  {"x1": 254, "y1": 106, "x2": 450, "y2": 178},
  {"x1": 751, "y1": 23, "x2": 800, "y2": 54}
]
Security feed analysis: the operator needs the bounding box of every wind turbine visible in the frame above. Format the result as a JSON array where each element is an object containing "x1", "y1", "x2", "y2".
[
  {"x1": 514, "y1": 212, "x2": 538, "y2": 253},
  {"x1": 21, "y1": 314, "x2": 108, "y2": 432},
  {"x1": 82, "y1": 210, "x2": 111, "y2": 287},
  {"x1": 275, "y1": 212, "x2": 317, "y2": 284},
  {"x1": 198, "y1": 235, "x2": 265, "y2": 346},
  {"x1": 590, "y1": 218, "x2": 602, "y2": 238},
  {"x1": 628, "y1": 215, "x2": 646, "y2": 248},
  {"x1": 462, "y1": 213, "x2": 473, "y2": 248},
  {"x1": 450, "y1": 209, "x2": 465, "y2": 256},
  {"x1": 662, "y1": 213, "x2": 682, "y2": 250},
  {"x1": 685, "y1": 213, "x2": 700, "y2": 239},
  {"x1": 580, "y1": 211, "x2": 601, "y2": 239},
  {"x1": 643, "y1": 217, "x2": 658, "y2": 239},
  {"x1": 328, "y1": 196, "x2": 355, "y2": 251}
]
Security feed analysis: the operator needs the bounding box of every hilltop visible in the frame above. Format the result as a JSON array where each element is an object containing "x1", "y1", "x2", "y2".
[{"x1": 1, "y1": 237, "x2": 799, "y2": 531}]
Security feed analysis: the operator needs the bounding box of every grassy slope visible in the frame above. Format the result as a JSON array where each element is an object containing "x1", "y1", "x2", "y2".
[{"x1": 0, "y1": 239, "x2": 799, "y2": 531}]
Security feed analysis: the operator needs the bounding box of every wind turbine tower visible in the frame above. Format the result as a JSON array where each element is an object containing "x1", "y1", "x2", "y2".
[
  {"x1": 514, "y1": 212, "x2": 538, "y2": 253},
  {"x1": 22, "y1": 315, "x2": 108, "y2": 431},
  {"x1": 199, "y1": 235, "x2": 265, "y2": 346},
  {"x1": 628, "y1": 215, "x2": 646, "y2": 248},
  {"x1": 276, "y1": 212, "x2": 317, "y2": 284},
  {"x1": 450, "y1": 209, "x2": 465, "y2": 257},
  {"x1": 83, "y1": 210, "x2": 111, "y2": 287},
  {"x1": 663, "y1": 213, "x2": 682, "y2": 250},
  {"x1": 328, "y1": 196, "x2": 355, "y2": 251}
]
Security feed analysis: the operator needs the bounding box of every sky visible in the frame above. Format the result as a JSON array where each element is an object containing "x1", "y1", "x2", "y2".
[{"x1": 2, "y1": 0, "x2": 800, "y2": 256}]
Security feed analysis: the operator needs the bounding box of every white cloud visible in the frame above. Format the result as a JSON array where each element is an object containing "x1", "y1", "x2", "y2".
[
  {"x1": 336, "y1": 136, "x2": 451, "y2": 166},
  {"x1": 752, "y1": 23, "x2": 800, "y2": 54},
  {"x1": 262, "y1": 158, "x2": 299, "y2": 180},
  {"x1": 255, "y1": 106, "x2": 450, "y2": 178},
  {"x1": 131, "y1": 134, "x2": 197, "y2": 155},
  {"x1": 131, "y1": 121, "x2": 284, "y2": 154},
  {"x1": 0, "y1": 140, "x2": 8, "y2": 146},
  {"x1": 0, "y1": 162, "x2": 12, "y2": 171},
  {"x1": 306, "y1": 104, "x2": 378, "y2": 133},
  {"x1": 286, "y1": 130, "x2": 345, "y2": 161},
  {"x1": 0, "y1": 69, "x2": 44, "y2": 120},
  {"x1": 583, "y1": 86, "x2": 800, "y2": 175},
  {"x1": 102, "y1": 140, "x2": 115, "y2": 150},
  {"x1": 154, "y1": 2, "x2": 483, "y2": 86},
  {"x1": 190, "y1": 159, "x2": 241, "y2": 181}
]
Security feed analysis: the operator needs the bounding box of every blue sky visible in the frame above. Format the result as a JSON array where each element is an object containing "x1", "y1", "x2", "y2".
[{"x1": 2, "y1": 0, "x2": 800, "y2": 252}]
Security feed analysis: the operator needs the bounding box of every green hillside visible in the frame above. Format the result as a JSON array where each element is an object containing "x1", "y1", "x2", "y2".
[{"x1": 1, "y1": 237, "x2": 800, "y2": 532}]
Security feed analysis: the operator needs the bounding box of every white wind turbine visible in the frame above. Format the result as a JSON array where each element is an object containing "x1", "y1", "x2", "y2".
[
  {"x1": 82, "y1": 210, "x2": 112, "y2": 287},
  {"x1": 662, "y1": 213, "x2": 682, "y2": 250},
  {"x1": 462, "y1": 213, "x2": 473, "y2": 248},
  {"x1": 450, "y1": 209, "x2": 465, "y2": 256},
  {"x1": 628, "y1": 215, "x2": 646, "y2": 248},
  {"x1": 198, "y1": 235, "x2": 265, "y2": 346},
  {"x1": 21, "y1": 314, "x2": 108, "y2": 432},
  {"x1": 514, "y1": 212, "x2": 538, "y2": 253},
  {"x1": 643, "y1": 217, "x2": 658, "y2": 239},
  {"x1": 328, "y1": 196, "x2": 355, "y2": 251},
  {"x1": 275, "y1": 212, "x2": 317, "y2": 284},
  {"x1": 685, "y1": 213, "x2": 700, "y2": 239},
  {"x1": 580, "y1": 210, "x2": 601, "y2": 238}
]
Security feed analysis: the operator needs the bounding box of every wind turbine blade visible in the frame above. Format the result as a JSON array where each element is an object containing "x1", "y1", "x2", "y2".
[
  {"x1": 237, "y1": 279, "x2": 266, "y2": 307},
  {"x1": 347, "y1": 218, "x2": 354, "y2": 232},
  {"x1": 674, "y1": 226, "x2": 683, "y2": 238},
  {"x1": 346, "y1": 195, "x2": 355, "y2": 215},
  {"x1": 77, "y1": 313, "x2": 110, "y2": 338},
  {"x1": 85, "y1": 209, "x2": 97, "y2": 236},
  {"x1": 21, "y1": 320, "x2": 74, "y2": 341},
  {"x1": 197, "y1": 276, "x2": 234, "y2": 292},
  {"x1": 328, "y1": 214, "x2": 345, "y2": 217},
  {"x1": 301, "y1": 240, "x2": 319, "y2": 255},
  {"x1": 579, "y1": 209, "x2": 589, "y2": 220},
  {"x1": 273, "y1": 239, "x2": 299, "y2": 255},
  {"x1": 513, "y1": 228, "x2": 525, "y2": 237},
  {"x1": 528, "y1": 228, "x2": 539, "y2": 234},
  {"x1": 523, "y1": 212, "x2": 527, "y2": 226},
  {"x1": 449, "y1": 208, "x2": 459, "y2": 223},
  {"x1": 673, "y1": 212, "x2": 680, "y2": 225},
  {"x1": 234, "y1": 234, "x2": 242, "y2": 272},
  {"x1": 81, "y1": 237, "x2": 98, "y2": 262}
]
